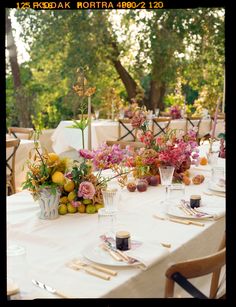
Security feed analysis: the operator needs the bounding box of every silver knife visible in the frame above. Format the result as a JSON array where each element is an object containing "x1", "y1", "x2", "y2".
[{"x1": 32, "y1": 279, "x2": 69, "y2": 298}]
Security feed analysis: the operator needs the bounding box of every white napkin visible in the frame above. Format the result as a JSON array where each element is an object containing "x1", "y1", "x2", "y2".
[
  {"x1": 200, "y1": 196, "x2": 225, "y2": 220},
  {"x1": 124, "y1": 241, "x2": 169, "y2": 270}
]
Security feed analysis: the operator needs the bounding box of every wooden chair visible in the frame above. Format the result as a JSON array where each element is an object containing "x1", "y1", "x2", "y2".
[
  {"x1": 106, "y1": 140, "x2": 144, "y2": 150},
  {"x1": 160, "y1": 111, "x2": 170, "y2": 117},
  {"x1": 6, "y1": 138, "x2": 20, "y2": 195},
  {"x1": 8, "y1": 127, "x2": 34, "y2": 140},
  {"x1": 185, "y1": 116, "x2": 203, "y2": 142},
  {"x1": 152, "y1": 117, "x2": 171, "y2": 138},
  {"x1": 164, "y1": 233, "x2": 226, "y2": 299},
  {"x1": 117, "y1": 119, "x2": 137, "y2": 142}
]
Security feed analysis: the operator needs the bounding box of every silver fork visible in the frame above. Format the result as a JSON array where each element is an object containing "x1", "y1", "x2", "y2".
[{"x1": 180, "y1": 200, "x2": 209, "y2": 218}]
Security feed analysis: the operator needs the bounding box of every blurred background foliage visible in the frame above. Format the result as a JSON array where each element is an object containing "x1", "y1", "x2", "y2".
[{"x1": 6, "y1": 8, "x2": 225, "y2": 129}]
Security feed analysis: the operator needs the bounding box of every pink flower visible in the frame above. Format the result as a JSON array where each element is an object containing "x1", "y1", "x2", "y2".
[
  {"x1": 65, "y1": 172, "x2": 73, "y2": 180},
  {"x1": 131, "y1": 111, "x2": 146, "y2": 128},
  {"x1": 78, "y1": 181, "x2": 95, "y2": 199},
  {"x1": 79, "y1": 149, "x2": 94, "y2": 159},
  {"x1": 169, "y1": 105, "x2": 182, "y2": 119}
]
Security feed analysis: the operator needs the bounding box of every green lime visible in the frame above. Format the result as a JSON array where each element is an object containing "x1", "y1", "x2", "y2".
[
  {"x1": 68, "y1": 191, "x2": 77, "y2": 202},
  {"x1": 85, "y1": 204, "x2": 96, "y2": 214},
  {"x1": 78, "y1": 203, "x2": 86, "y2": 213},
  {"x1": 95, "y1": 203, "x2": 104, "y2": 212},
  {"x1": 67, "y1": 203, "x2": 77, "y2": 214},
  {"x1": 83, "y1": 199, "x2": 92, "y2": 205},
  {"x1": 58, "y1": 204, "x2": 67, "y2": 215}
]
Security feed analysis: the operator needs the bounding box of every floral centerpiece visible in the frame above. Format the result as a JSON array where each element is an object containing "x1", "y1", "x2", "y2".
[
  {"x1": 22, "y1": 137, "x2": 71, "y2": 219},
  {"x1": 22, "y1": 138, "x2": 128, "y2": 216},
  {"x1": 125, "y1": 108, "x2": 199, "y2": 182},
  {"x1": 169, "y1": 105, "x2": 183, "y2": 119},
  {"x1": 58, "y1": 144, "x2": 129, "y2": 214}
]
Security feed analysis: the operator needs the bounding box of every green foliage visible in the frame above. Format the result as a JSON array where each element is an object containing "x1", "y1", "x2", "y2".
[{"x1": 6, "y1": 8, "x2": 225, "y2": 128}]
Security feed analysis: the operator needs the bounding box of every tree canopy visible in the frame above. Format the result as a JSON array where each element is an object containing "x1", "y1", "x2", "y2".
[{"x1": 6, "y1": 8, "x2": 225, "y2": 128}]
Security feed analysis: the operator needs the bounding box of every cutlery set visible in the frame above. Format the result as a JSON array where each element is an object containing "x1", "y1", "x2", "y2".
[
  {"x1": 67, "y1": 258, "x2": 118, "y2": 281},
  {"x1": 153, "y1": 213, "x2": 205, "y2": 227},
  {"x1": 179, "y1": 201, "x2": 210, "y2": 218},
  {"x1": 32, "y1": 279, "x2": 69, "y2": 298},
  {"x1": 203, "y1": 191, "x2": 225, "y2": 197}
]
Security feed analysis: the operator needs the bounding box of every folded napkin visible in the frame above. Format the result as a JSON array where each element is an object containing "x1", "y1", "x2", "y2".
[
  {"x1": 200, "y1": 196, "x2": 225, "y2": 220},
  {"x1": 124, "y1": 241, "x2": 169, "y2": 270}
]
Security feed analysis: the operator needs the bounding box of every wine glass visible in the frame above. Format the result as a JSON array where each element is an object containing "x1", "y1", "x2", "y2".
[
  {"x1": 158, "y1": 165, "x2": 175, "y2": 204},
  {"x1": 95, "y1": 110, "x2": 100, "y2": 120},
  {"x1": 155, "y1": 108, "x2": 160, "y2": 117}
]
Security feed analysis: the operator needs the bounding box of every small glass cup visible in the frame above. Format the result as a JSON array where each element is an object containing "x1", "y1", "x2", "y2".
[
  {"x1": 155, "y1": 108, "x2": 160, "y2": 117},
  {"x1": 97, "y1": 208, "x2": 117, "y2": 239},
  {"x1": 7, "y1": 244, "x2": 31, "y2": 297},
  {"x1": 169, "y1": 183, "x2": 185, "y2": 200},
  {"x1": 102, "y1": 188, "x2": 119, "y2": 213},
  {"x1": 95, "y1": 110, "x2": 100, "y2": 120},
  {"x1": 119, "y1": 110, "x2": 125, "y2": 119},
  {"x1": 207, "y1": 151, "x2": 219, "y2": 167},
  {"x1": 211, "y1": 166, "x2": 225, "y2": 185}
]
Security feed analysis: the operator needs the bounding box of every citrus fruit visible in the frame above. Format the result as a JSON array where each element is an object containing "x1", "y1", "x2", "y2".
[
  {"x1": 58, "y1": 204, "x2": 67, "y2": 215},
  {"x1": 199, "y1": 157, "x2": 208, "y2": 165},
  {"x1": 184, "y1": 170, "x2": 190, "y2": 177},
  {"x1": 67, "y1": 203, "x2": 77, "y2": 213},
  {"x1": 59, "y1": 196, "x2": 68, "y2": 204},
  {"x1": 182, "y1": 175, "x2": 191, "y2": 185},
  {"x1": 78, "y1": 203, "x2": 86, "y2": 213},
  {"x1": 95, "y1": 203, "x2": 104, "y2": 212},
  {"x1": 51, "y1": 171, "x2": 65, "y2": 185},
  {"x1": 67, "y1": 191, "x2": 77, "y2": 202},
  {"x1": 85, "y1": 204, "x2": 96, "y2": 214},
  {"x1": 63, "y1": 180, "x2": 75, "y2": 192},
  {"x1": 82, "y1": 199, "x2": 92, "y2": 205},
  {"x1": 47, "y1": 152, "x2": 59, "y2": 164}
]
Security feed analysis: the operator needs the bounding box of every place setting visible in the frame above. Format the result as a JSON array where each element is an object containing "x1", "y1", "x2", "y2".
[
  {"x1": 74, "y1": 232, "x2": 170, "y2": 272},
  {"x1": 163, "y1": 194, "x2": 225, "y2": 222}
]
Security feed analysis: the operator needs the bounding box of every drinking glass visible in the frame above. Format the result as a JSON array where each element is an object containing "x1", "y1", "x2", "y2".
[
  {"x1": 207, "y1": 151, "x2": 219, "y2": 167},
  {"x1": 7, "y1": 244, "x2": 31, "y2": 298},
  {"x1": 101, "y1": 188, "x2": 119, "y2": 213},
  {"x1": 97, "y1": 208, "x2": 117, "y2": 239},
  {"x1": 147, "y1": 110, "x2": 153, "y2": 120},
  {"x1": 158, "y1": 165, "x2": 175, "y2": 204},
  {"x1": 169, "y1": 183, "x2": 185, "y2": 201},
  {"x1": 211, "y1": 166, "x2": 225, "y2": 186},
  {"x1": 95, "y1": 110, "x2": 100, "y2": 120},
  {"x1": 155, "y1": 108, "x2": 160, "y2": 117},
  {"x1": 119, "y1": 110, "x2": 125, "y2": 119}
]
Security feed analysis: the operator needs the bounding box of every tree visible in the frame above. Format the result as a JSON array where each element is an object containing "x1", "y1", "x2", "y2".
[{"x1": 9, "y1": 8, "x2": 224, "y2": 128}]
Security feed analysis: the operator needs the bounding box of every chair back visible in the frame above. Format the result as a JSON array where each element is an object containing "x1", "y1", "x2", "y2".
[
  {"x1": 8, "y1": 127, "x2": 34, "y2": 140},
  {"x1": 117, "y1": 119, "x2": 137, "y2": 141},
  {"x1": 6, "y1": 138, "x2": 20, "y2": 195},
  {"x1": 185, "y1": 116, "x2": 203, "y2": 142},
  {"x1": 152, "y1": 117, "x2": 171, "y2": 138},
  {"x1": 164, "y1": 234, "x2": 226, "y2": 298},
  {"x1": 106, "y1": 140, "x2": 144, "y2": 150}
]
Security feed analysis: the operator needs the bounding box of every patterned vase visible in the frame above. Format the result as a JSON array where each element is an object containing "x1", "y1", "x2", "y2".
[{"x1": 37, "y1": 188, "x2": 61, "y2": 220}]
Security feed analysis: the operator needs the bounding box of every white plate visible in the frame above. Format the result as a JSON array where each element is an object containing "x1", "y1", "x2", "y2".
[
  {"x1": 208, "y1": 181, "x2": 225, "y2": 193},
  {"x1": 166, "y1": 201, "x2": 213, "y2": 219},
  {"x1": 82, "y1": 241, "x2": 141, "y2": 267}
]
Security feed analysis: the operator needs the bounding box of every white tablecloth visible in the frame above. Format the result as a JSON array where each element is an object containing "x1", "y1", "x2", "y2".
[
  {"x1": 7, "y1": 162, "x2": 225, "y2": 299},
  {"x1": 6, "y1": 139, "x2": 35, "y2": 193},
  {"x1": 51, "y1": 119, "x2": 225, "y2": 155}
]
